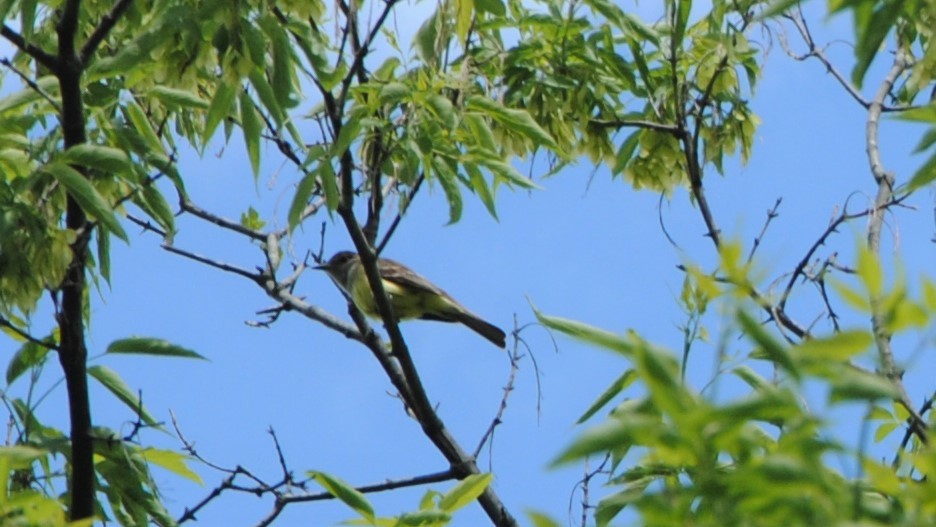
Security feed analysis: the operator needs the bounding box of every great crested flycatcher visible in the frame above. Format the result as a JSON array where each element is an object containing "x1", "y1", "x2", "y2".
[{"x1": 316, "y1": 251, "x2": 507, "y2": 348}]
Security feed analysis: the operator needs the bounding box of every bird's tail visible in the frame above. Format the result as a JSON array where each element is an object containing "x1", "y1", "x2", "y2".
[{"x1": 454, "y1": 311, "x2": 507, "y2": 348}]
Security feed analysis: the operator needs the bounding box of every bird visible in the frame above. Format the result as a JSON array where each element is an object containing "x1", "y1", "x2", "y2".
[{"x1": 316, "y1": 251, "x2": 506, "y2": 348}]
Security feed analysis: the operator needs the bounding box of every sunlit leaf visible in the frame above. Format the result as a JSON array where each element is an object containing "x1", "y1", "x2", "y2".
[
  {"x1": 532, "y1": 304, "x2": 633, "y2": 355},
  {"x1": 309, "y1": 471, "x2": 374, "y2": 523},
  {"x1": 41, "y1": 163, "x2": 129, "y2": 242},
  {"x1": 829, "y1": 369, "x2": 899, "y2": 403},
  {"x1": 240, "y1": 90, "x2": 262, "y2": 178},
  {"x1": 88, "y1": 365, "x2": 160, "y2": 427},
  {"x1": 438, "y1": 473, "x2": 492, "y2": 512},
  {"x1": 106, "y1": 337, "x2": 206, "y2": 360},
  {"x1": 577, "y1": 370, "x2": 638, "y2": 424},
  {"x1": 142, "y1": 448, "x2": 203, "y2": 484},
  {"x1": 149, "y1": 86, "x2": 209, "y2": 110}
]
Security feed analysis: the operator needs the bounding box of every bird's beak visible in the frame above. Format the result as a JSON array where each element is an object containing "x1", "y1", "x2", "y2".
[{"x1": 314, "y1": 262, "x2": 329, "y2": 271}]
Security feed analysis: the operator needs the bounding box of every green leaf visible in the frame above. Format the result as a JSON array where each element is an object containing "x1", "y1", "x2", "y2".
[
  {"x1": 552, "y1": 415, "x2": 657, "y2": 465},
  {"x1": 140, "y1": 184, "x2": 176, "y2": 235},
  {"x1": 831, "y1": 279, "x2": 870, "y2": 311},
  {"x1": 475, "y1": 0, "x2": 504, "y2": 16},
  {"x1": 464, "y1": 114, "x2": 498, "y2": 153},
  {"x1": 438, "y1": 473, "x2": 492, "y2": 512},
  {"x1": 333, "y1": 107, "x2": 364, "y2": 157},
  {"x1": 907, "y1": 150, "x2": 936, "y2": 190},
  {"x1": 465, "y1": 162, "x2": 498, "y2": 219},
  {"x1": 577, "y1": 370, "x2": 637, "y2": 424},
  {"x1": 793, "y1": 330, "x2": 872, "y2": 362},
  {"x1": 379, "y1": 82, "x2": 411, "y2": 106},
  {"x1": 0, "y1": 446, "x2": 45, "y2": 470},
  {"x1": 737, "y1": 310, "x2": 798, "y2": 379},
  {"x1": 240, "y1": 90, "x2": 262, "y2": 178},
  {"x1": 249, "y1": 70, "x2": 286, "y2": 127},
  {"x1": 874, "y1": 422, "x2": 898, "y2": 443},
  {"x1": 396, "y1": 511, "x2": 451, "y2": 526},
  {"x1": 672, "y1": 0, "x2": 691, "y2": 46},
  {"x1": 204, "y1": 83, "x2": 238, "y2": 144},
  {"x1": 850, "y1": 2, "x2": 903, "y2": 88},
  {"x1": 319, "y1": 159, "x2": 340, "y2": 211},
  {"x1": 60, "y1": 144, "x2": 132, "y2": 175},
  {"x1": 413, "y1": 9, "x2": 440, "y2": 65},
  {"x1": 288, "y1": 173, "x2": 319, "y2": 230},
  {"x1": 141, "y1": 448, "x2": 203, "y2": 484},
  {"x1": 426, "y1": 94, "x2": 456, "y2": 130},
  {"x1": 431, "y1": 156, "x2": 463, "y2": 224},
  {"x1": 829, "y1": 369, "x2": 899, "y2": 402},
  {"x1": 266, "y1": 19, "x2": 296, "y2": 110},
  {"x1": 526, "y1": 510, "x2": 561, "y2": 527},
  {"x1": 0, "y1": 76, "x2": 58, "y2": 114},
  {"x1": 149, "y1": 86, "x2": 209, "y2": 110},
  {"x1": 756, "y1": 0, "x2": 803, "y2": 21},
  {"x1": 455, "y1": 0, "x2": 473, "y2": 43},
  {"x1": 88, "y1": 365, "x2": 160, "y2": 427},
  {"x1": 732, "y1": 365, "x2": 771, "y2": 391},
  {"x1": 309, "y1": 471, "x2": 374, "y2": 523},
  {"x1": 145, "y1": 151, "x2": 187, "y2": 200},
  {"x1": 41, "y1": 163, "x2": 129, "y2": 242},
  {"x1": 612, "y1": 131, "x2": 641, "y2": 175},
  {"x1": 124, "y1": 101, "x2": 163, "y2": 152},
  {"x1": 466, "y1": 97, "x2": 558, "y2": 150},
  {"x1": 856, "y1": 245, "x2": 883, "y2": 298},
  {"x1": 97, "y1": 226, "x2": 112, "y2": 283},
  {"x1": 6, "y1": 339, "x2": 52, "y2": 385},
  {"x1": 466, "y1": 153, "x2": 539, "y2": 189},
  {"x1": 532, "y1": 304, "x2": 633, "y2": 355},
  {"x1": 106, "y1": 337, "x2": 206, "y2": 360}
]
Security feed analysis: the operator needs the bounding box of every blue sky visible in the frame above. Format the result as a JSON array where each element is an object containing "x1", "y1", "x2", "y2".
[{"x1": 3, "y1": 2, "x2": 936, "y2": 526}]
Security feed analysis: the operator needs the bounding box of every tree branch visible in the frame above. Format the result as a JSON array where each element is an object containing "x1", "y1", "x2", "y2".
[
  {"x1": 0, "y1": 316, "x2": 58, "y2": 350},
  {"x1": 0, "y1": 58, "x2": 62, "y2": 113},
  {"x1": 0, "y1": 24, "x2": 58, "y2": 71},
  {"x1": 79, "y1": 0, "x2": 134, "y2": 64},
  {"x1": 863, "y1": 51, "x2": 928, "y2": 443}
]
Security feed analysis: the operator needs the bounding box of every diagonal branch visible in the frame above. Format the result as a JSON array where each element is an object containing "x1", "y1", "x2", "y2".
[
  {"x1": 0, "y1": 316, "x2": 58, "y2": 350},
  {"x1": 79, "y1": 0, "x2": 134, "y2": 64},
  {"x1": 0, "y1": 58, "x2": 62, "y2": 113},
  {"x1": 0, "y1": 24, "x2": 58, "y2": 70}
]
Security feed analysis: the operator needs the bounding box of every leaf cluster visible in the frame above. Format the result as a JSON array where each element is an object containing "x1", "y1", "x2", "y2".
[{"x1": 535, "y1": 259, "x2": 936, "y2": 527}]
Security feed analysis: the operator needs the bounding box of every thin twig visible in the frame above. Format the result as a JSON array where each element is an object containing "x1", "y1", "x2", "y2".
[
  {"x1": 747, "y1": 198, "x2": 782, "y2": 263},
  {"x1": 0, "y1": 317, "x2": 58, "y2": 350},
  {"x1": 0, "y1": 58, "x2": 62, "y2": 113},
  {"x1": 162, "y1": 244, "x2": 264, "y2": 282}
]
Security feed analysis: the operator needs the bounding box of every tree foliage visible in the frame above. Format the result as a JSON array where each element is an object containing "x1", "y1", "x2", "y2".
[{"x1": 1, "y1": 0, "x2": 935, "y2": 526}]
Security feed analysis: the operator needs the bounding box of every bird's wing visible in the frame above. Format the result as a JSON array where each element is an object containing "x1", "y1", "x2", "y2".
[{"x1": 377, "y1": 258, "x2": 450, "y2": 297}]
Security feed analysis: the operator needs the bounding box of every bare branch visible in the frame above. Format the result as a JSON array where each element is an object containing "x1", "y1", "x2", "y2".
[
  {"x1": 473, "y1": 339, "x2": 522, "y2": 461},
  {"x1": 181, "y1": 199, "x2": 266, "y2": 242},
  {"x1": 162, "y1": 244, "x2": 264, "y2": 282},
  {"x1": 376, "y1": 174, "x2": 425, "y2": 255},
  {"x1": 0, "y1": 24, "x2": 57, "y2": 70},
  {"x1": 0, "y1": 316, "x2": 57, "y2": 350},
  {"x1": 591, "y1": 118, "x2": 683, "y2": 135},
  {"x1": 747, "y1": 198, "x2": 782, "y2": 263}
]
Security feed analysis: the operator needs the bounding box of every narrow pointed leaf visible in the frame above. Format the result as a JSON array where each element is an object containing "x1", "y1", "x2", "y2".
[
  {"x1": 88, "y1": 365, "x2": 160, "y2": 426},
  {"x1": 309, "y1": 471, "x2": 375, "y2": 523},
  {"x1": 438, "y1": 473, "x2": 492, "y2": 512},
  {"x1": 42, "y1": 163, "x2": 128, "y2": 242},
  {"x1": 106, "y1": 337, "x2": 206, "y2": 360}
]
